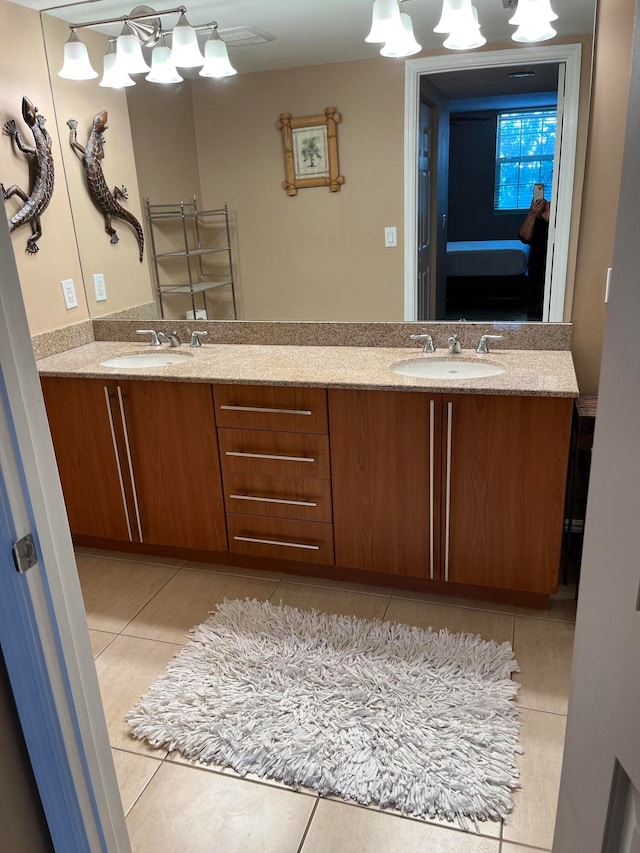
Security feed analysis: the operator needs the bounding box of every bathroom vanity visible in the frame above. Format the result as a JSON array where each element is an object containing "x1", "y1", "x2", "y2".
[{"x1": 38, "y1": 341, "x2": 577, "y2": 607}]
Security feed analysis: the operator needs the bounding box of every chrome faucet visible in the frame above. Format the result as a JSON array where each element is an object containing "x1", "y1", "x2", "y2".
[
  {"x1": 447, "y1": 334, "x2": 461, "y2": 354},
  {"x1": 136, "y1": 329, "x2": 161, "y2": 346},
  {"x1": 158, "y1": 331, "x2": 181, "y2": 347},
  {"x1": 476, "y1": 334, "x2": 504, "y2": 354},
  {"x1": 409, "y1": 332, "x2": 435, "y2": 354},
  {"x1": 190, "y1": 330, "x2": 208, "y2": 348}
]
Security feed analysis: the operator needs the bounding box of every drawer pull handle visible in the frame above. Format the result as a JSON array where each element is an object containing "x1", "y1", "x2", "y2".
[
  {"x1": 229, "y1": 494, "x2": 318, "y2": 508},
  {"x1": 220, "y1": 405, "x2": 313, "y2": 416},
  {"x1": 234, "y1": 535, "x2": 320, "y2": 551},
  {"x1": 225, "y1": 451, "x2": 315, "y2": 463},
  {"x1": 103, "y1": 386, "x2": 133, "y2": 542}
]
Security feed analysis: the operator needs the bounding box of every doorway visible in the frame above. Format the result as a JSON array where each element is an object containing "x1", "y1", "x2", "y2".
[{"x1": 404, "y1": 44, "x2": 583, "y2": 323}]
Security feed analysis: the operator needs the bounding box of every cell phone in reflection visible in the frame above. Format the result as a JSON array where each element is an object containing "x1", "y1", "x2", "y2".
[{"x1": 533, "y1": 183, "x2": 545, "y2": 201}]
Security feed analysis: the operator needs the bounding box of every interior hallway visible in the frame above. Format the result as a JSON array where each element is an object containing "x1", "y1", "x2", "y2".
[{"x1": 78, "y1": 547, "x2": 576, "y2": 853}]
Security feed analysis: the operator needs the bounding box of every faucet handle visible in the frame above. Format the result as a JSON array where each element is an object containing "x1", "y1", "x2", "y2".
[
  {"x1": 409, "y1": 332, "x2": 435, "y2": 353},
  {"x1": 447, "y1": 334, "x2": 462, "y2": 354},
  {"x1": 136, "y1": 329, "x2": 161, "y2": 346},
  {"x1": 476, "y1": 334, "x2": 503, "y2": 354},
  {"x1": 190, "y1": 331, "x2": 208, "y2": 348}
]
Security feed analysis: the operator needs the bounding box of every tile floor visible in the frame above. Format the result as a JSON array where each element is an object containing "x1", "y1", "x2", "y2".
[{"x1": 76, "y1": 547, "x2": 576, "y2": 853}]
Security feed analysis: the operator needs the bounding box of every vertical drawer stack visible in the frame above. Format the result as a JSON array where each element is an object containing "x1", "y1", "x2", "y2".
[{"x1": 214, "y1": 384, "x2": 334, "y2": 565}]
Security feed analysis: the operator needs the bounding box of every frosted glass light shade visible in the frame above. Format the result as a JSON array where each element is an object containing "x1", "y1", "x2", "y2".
[
  {"x1": 434, "y1": 0, "x2": 472, "y2": 34},
  {"x1": 146, "y1": 45, "x2": 183, "y2": 83},
  {"x1": 365, "y1": 0, "x2": 404, "y2": 44},
  {"x1": 100, "y1": 50, "x2": 135, "y2": 88},
  {"x1": 170, "y1": 12, "x2": 205, "y2": 67},
  {"x1": 116, "y1": 31, "x2": 151, "y2": 73},
  {"x1": 199, "y1": 33, "x2": 237, "y2": 78},
  {"x1": 443, "y1": 5, "x2": 485, "y2": 49},
  {"x1": 59, "y1": 31, "x2": 98, "y2": 79},
  {"x1": 509, "y1": 0, "x2": 558, "y2": 26},
  {"x1": 512, "y1": 20, "x2": 556, "y2": 42},
  {"x1": 380, "y1": 13, "x2": 422, "y2": 57}
]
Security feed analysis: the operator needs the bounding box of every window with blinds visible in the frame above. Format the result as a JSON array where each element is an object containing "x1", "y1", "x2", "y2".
[{"x1": 494, "y1": 109, "x2": 557, "y2": 211}]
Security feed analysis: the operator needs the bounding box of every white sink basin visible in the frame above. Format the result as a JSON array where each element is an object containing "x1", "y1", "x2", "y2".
[
  {"x1": 391, "y1": 358, "x2": 505, "y2": 380},
  {"x1": 101, "y1": 352, "x2": 192, "y2": 369}
]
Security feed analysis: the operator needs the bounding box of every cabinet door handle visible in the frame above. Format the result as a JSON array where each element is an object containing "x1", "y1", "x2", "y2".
[
  {"x1": 229, "y1": 494, "x2": 318, "y2": 508},
  {"x1": 103, "y1": 386, "x2": 133, "y2": 542},
  {"x1": 220, "y1": 405, "x2": 313, "y2": 416},
  {"x1": 429, "y1": 399, "x2": 435, "y2": 581},
  {"x1": 444, "y1": 401, "x2": 453, "y2": 582},
  {"x1": 225, "y1": 451, "x2": 315, "y2": 463},
  {"x1": 116, "y1": 386, "x2": 144, "y2": 543},
  {"x1": 234, "y1": 535, "x2": 320, "y2": 551}
]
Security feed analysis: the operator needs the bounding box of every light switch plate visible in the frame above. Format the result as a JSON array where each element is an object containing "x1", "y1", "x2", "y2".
[
  {"x1": 384, "y1": 226, "x2": 397, "y2": 247},
  {"x1": 605, "y1": 267, "x2": 612, "y2": 303},
  {"x1": 93, "y1": 273, "x2": 107, "y2": 302},
  {"x1": 61, "y1": 279, "x2": 78, "y2": 309}
]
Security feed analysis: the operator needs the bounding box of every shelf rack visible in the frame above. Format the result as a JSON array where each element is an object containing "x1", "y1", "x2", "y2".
[{"x1": 146, "y1": 197, "x2": 237, "y2": 320}]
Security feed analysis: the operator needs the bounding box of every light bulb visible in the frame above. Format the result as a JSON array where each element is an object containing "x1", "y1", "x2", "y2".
[
  {"x1": 146, "y1": 45, "x2": 183, "y2": 84},
  {"x1": 100, "y1": 42, "x2": 135, "y2": 88},
  {"x1": 116, "y1": 26, "x2": 151, "y2": 74}
]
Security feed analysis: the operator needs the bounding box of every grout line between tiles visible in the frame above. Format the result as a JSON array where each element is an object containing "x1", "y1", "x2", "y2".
[
  {"x1": 389, "y1": 590, "x2": 515, "y2": 616},
  {"x1": 91, "y1": 632, "x2": 119, "y2": 661},
  {"x1": 76, "y1": 549, "x2": 186, "y2": 570},
  {"x1": 122, "y1": 755, "x2": 164, "y2": 819},
  {"x1": 380, "y1": 594, "x2": 393, "y2": 621},
  {"x1": 515, "y1": 704, "x2": 568, "y2": 718},
  {"x1": 114, "y1": 566, "x2": 184, "y2": 637},
  {"x1": 296, "y1": 797, "x2": 320, "y2": 853},
  {"x1": 515, "y1": 612, "x2": 576, "y2": 625}
]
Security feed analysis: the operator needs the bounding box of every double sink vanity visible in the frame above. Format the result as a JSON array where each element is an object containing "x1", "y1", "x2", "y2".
[{"x1": 37, "y1": 325, "x2": 578, "y2": 608}]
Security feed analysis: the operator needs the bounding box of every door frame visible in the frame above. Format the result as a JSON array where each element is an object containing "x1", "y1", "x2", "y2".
[
  {"x1": 0, "y1": 208, "x2": 130, "y2": 850},
  {"x1": 403, "y1": 43, "x2": 583, "y2": 322}
]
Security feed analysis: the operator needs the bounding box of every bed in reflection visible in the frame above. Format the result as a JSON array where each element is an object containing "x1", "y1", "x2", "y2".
[{"x1": 445, "y1": 240, "x2": 530, "y2": 319}]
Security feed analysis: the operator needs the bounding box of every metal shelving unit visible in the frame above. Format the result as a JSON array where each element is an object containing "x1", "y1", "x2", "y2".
[{"x1": 146, "y1": 196, "x2": 237, "y2": 319}]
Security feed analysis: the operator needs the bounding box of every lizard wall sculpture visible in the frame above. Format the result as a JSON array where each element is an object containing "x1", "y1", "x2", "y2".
[
  {"x1": 2, "y1": 97, "x2": 54, "y2": 255},
  {"x1": 67, "y1": 110, "x2": 144, "y2": 262}
]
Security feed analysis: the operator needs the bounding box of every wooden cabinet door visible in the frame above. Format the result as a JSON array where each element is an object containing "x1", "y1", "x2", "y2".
[
  {"x1": 119, "y1": 380, "x2": 227, "y2": 551},
  {"x1": 329, "y1": 389, "x2": 440, "y2": 578},
  {"x1": 443, "y1": 394, "x2": 573, "y2": 594},
  {"x1": 41, "y1": 376, "x2": 133, "y2": 542}
]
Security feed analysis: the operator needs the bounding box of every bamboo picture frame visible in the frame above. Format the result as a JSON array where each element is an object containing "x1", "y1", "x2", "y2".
[{"x1": 278, "y1": 107, "x2": 345, "y2": 196}]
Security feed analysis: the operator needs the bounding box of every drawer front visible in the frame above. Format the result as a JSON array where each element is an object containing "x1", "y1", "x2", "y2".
[
  {"x1": 214, "y1": 385, "x2": 328, "y2": 434},
  {"x1": 227, "y1": 514, "x2": 334, "y2": 565},
  {"x1": 223, "y1": 472, "x2": 332, "y2": 523},
  {"x1": 219, "y1": 428, "x2": 330, "y2": 479}
]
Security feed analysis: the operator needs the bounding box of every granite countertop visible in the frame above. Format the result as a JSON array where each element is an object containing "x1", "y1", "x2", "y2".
[{"x1": 36, "y1": 341, "x2": 579, "y2": 397}]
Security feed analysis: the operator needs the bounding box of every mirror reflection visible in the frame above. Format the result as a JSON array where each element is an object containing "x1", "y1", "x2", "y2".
[{"x1": 38, "y1": 0, "x2": 596, "y2": 325}]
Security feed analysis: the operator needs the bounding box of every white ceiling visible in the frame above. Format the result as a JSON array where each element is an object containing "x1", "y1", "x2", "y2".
[{"x1": 12, "y1": 0, "x2": 597, "y2": 73}]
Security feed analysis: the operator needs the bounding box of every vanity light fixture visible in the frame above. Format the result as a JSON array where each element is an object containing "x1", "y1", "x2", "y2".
[
  {"x1": 59, "y1": 6, "x2": 238, "y2": 85},
  {"x1": 368, "y1": 0, "x2": 560, "y2": 53}
]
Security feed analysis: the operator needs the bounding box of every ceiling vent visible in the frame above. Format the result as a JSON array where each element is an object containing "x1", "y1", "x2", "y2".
[{"x1": 217, "y1": 27, "x2": 275, "y2": 47}]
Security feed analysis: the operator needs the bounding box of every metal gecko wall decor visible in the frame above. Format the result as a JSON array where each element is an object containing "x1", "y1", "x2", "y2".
[
  {"x1": 1, "y1": 97, "x2": 55, "y2": 255},
  {"x1": 67, "y1": 111, "x2": 144, "y2": 262}
]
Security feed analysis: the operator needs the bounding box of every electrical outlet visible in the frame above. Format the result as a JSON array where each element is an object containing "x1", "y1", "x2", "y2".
[
  {"x1": 61, "y1": 279, "x2": 78, "y2": 310},
  {"x1": 93, "y1": 273, "x2": 107, "y2": 302},
  {"x1": 384, "y1": 226, "x2": 397, "y2": 247}
]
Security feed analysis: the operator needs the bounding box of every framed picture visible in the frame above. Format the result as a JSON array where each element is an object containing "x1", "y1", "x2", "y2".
[{"x1": 278, "y1": 107, "x2": 345, "y2": 196}]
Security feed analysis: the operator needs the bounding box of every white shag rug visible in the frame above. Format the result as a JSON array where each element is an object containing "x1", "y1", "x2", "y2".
[{"x1": 126, "y1": 598, "x2": 521, "y2": 830}]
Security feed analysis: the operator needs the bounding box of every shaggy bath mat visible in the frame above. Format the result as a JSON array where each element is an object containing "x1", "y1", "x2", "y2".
[{"x1": 126, "y1": 598, "x2": 521, "y2": 829}]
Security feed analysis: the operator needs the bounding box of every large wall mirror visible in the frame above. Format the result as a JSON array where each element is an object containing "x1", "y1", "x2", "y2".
[{"x1": 38, "y1": 0, "x2": 597, "y2": 326}]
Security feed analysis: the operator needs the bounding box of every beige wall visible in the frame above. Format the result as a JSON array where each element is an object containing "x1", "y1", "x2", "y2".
[
  {"x1": 191, "y1": 58, "x2": 406, "y2": 321},
  {"x1": 0, "y1": 0, "x2": 89, "y2": 335},
  {"x1": 569, "y1": 0, "x2": 634, "y2": 394},
  {"x1": 42, "y1": 14, "x2": 154, "y2": 319}
]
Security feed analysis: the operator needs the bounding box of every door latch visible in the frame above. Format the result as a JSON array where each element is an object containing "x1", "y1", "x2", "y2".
[{"x1": 12, "y1": 533, "x2": 37, "y2": 574}]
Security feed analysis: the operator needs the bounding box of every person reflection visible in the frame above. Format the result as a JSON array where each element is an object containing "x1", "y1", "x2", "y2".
[{"x1": 519, "y1": 197, "x2": 550, "y2": 321}]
